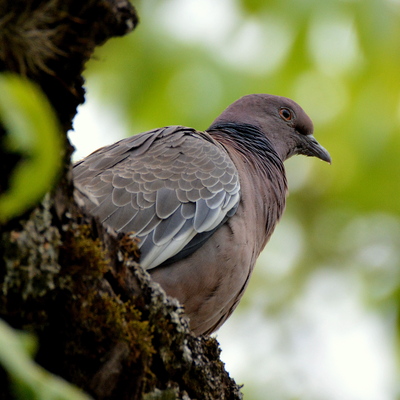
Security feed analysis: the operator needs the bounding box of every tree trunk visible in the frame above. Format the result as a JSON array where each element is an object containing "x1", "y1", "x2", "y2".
[{"x1": 0, "y1": 1, "x2": 243, "y2": 398}]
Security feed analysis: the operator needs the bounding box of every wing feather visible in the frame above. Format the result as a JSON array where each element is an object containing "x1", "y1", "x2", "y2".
[
  {"x1": 112, "y1": 187, "x2": 131, "y2": 207},
  {"x1": 205, "y1": 191, "x2": 226, "y2": 209},
  {"x1": 106, "y1": 203, "x2": 138, "y2": 232},
  {"x1": 152, "y1": 210, "x2": 188, "y2": 245},
  {"x1": 155, "y1": 187, "x2": 181, "y2": 219},
  {"x1": 73, "y1": 126, "x2": 240, "y2": 269},
  {"x1": 194, "y1": 198, "x2": 223, "y2": 231},
  {"x1": 92, "y1": 197, "x2": 120, "y2": 223}
]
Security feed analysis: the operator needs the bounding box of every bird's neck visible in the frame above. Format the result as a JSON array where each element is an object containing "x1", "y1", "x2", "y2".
[
  {"x1": 207, "y1": 122, "x2": 286, "y2": 185},
  {"x1": 207, "y1": 122, "x2": 288, "y2": 242}
]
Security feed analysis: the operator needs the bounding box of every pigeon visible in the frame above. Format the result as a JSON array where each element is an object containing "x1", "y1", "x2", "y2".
[{"x1": 73, "y1": 94, "x2": 331, "y2": 335}]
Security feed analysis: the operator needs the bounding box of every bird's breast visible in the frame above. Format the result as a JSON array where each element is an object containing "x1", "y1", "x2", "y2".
[{"x1": 150, "y1": 159, "x2": 287, "y2": 335}]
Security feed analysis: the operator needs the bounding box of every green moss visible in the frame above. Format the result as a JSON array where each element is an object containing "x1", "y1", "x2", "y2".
[
  {"x1": 61, "y1": 223, "x2": 110, "y2": 279},
  {"x1": 143, "y1": 387, "x2": 182, "y2": 400},
  {"x1": 57, "y1": 223, "x2": 156, "y2": 390},
  {"x1": 62, "y1": 224, "x2": 154, "y2": 354},
  {"x1": 118, "y1": 233, "x2": 141, "y2": 262}
]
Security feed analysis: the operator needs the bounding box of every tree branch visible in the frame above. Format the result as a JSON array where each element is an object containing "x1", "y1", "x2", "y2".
[{"x1": 0, "y1": 1, "x2": 243, "y2": 398}]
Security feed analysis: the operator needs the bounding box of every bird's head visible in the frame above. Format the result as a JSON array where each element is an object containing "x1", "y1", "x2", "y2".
[{"x1": 210, "y1": 94, "x2": 331, "y2": 164}]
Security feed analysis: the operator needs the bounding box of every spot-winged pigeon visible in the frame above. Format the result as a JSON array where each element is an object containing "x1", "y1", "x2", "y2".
[{"x1": 73, "y1": 94, "x2": 331, "y2": 335}]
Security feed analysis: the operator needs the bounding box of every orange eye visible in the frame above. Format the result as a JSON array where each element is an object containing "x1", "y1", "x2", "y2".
[{"x1": 279, "y1": 107, "x2": 293, "y2": 121}]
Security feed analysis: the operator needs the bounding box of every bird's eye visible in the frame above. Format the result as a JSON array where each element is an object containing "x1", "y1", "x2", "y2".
[{"x1": 279, "y1": 107, "x2": 294, "y2": 121}]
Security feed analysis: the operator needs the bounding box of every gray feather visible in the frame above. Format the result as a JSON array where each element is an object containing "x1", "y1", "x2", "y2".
[
  {"x1": 193, "y1": 198, "x2": 224, "y2": 231},
  {"x1": 155, "y1": 187, "x2": 181, "y2": 219},
  {"x1": 180, "y1": 202, "x2": 196, "y2": 219},
  {"x1": 205, "y1": 191, "x2": 226, "y2": 209},
  {"x1": 112, "y1": 188, "x2": 131, "y2": 207},
  {"x1": 152, "y1": 211, "x2": 188, "y2": 245},
  {"x1": 73, "y1": 125, "x2": 241, "y2": 269}
]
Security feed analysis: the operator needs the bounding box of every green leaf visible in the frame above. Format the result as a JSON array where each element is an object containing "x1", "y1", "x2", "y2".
[
  {"x1": 0, "y1": 74, "x2": 63, "y2": 222},
  {"x1": 0, "y1": 319, "x2": 92, "y2": 400}
]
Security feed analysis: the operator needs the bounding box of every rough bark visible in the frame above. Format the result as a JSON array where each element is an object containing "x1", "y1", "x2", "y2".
[{"x1": 0, "y1": 1, "x2": 243, "y2": 399}]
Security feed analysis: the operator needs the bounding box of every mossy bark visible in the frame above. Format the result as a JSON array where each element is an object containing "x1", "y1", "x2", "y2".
[{"x1": 0, "y1": 1, "x2": 243, "y2": 399}]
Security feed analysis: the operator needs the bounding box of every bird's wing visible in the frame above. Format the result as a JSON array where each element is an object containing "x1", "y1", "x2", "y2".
[{"x1": 73, "y1": 126, "x2": 240, "y2": 269}]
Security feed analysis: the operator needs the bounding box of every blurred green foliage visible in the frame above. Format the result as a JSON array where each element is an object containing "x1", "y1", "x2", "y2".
[
  {"x1": 77, "y1": 0, "x2": 400, "y2": 398},
  {"x1": 0, "y1": 74, "x2": 63, "y2": 223},
  {"x1": 0, "y1": 319, "x2": 91, "y2": 400}
]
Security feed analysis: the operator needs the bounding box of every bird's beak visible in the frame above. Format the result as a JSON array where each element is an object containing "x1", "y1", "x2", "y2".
[{"x1": 302, "y1": 135, "x2": 331, "y2": 164}]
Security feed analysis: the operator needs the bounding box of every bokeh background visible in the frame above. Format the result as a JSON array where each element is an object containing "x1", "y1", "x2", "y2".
[{"x1": 69, "y1": 0, "x2": 400, "y2": 399}]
